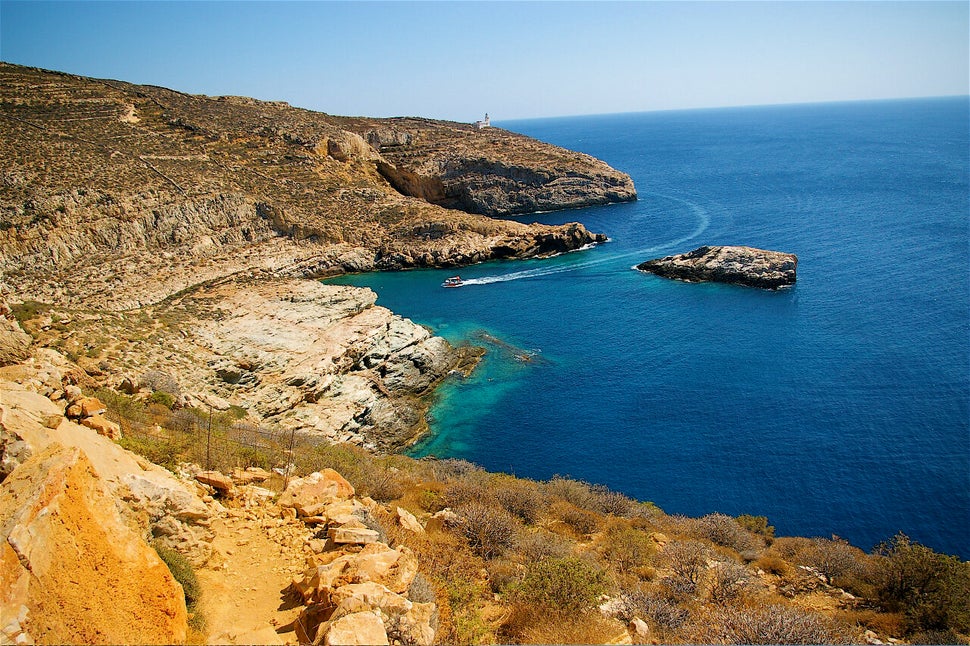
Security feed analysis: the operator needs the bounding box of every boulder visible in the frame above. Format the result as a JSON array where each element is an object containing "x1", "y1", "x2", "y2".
[
  {"x1": 330, "y1": 582, "x2": 410, "y2": 618},
  {"x1": 77, "y1": 396, "x2": 107, "y2": 418},
  {"x1": 279, "y1": 468, "x2": 355, "y2": 516},
  {"x1": 0, "y1": 317, "x2": 31, "y2": 367},
  {"x1": 395, "y1": 506, "x2": 425, "y2": 534},
  {"x1": 195, "y1": 470, "x2": 234, "y2": 494},
  {"x1": 80, "y1": 413, "x2": 122, "y2": 440},
  {"x1": 231, "y1": 466, "x2": 272, "y2": 485},
  {"x1": 0, "y1": 443, "x2": 187, "y2": 645},
  {"x1": 637, "y1": 245, "x2": 797, "y2": 289},
  {"x1": 353, "y1": 543, "x2": 419, "y2": 594},
  {"x1": 321, "y1": 610, "x2": 389, "y2": 646},
  {"x1": 329, "y1": 525, "x2": 380, "y2": 545}
]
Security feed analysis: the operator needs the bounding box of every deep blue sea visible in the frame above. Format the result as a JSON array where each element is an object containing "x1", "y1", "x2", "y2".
[{"x1": 329, "y1": 97, "x2": 970, "y2": 558}]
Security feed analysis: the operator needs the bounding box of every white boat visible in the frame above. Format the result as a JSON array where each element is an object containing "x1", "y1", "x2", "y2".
[{"x1": 441, "y1": 276, "x2": 463, "y2": 288}]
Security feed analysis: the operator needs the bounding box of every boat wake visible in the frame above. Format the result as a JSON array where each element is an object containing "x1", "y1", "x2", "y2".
[{"x1": 458, "y1": 192, "x2": 710, "y2": 286}]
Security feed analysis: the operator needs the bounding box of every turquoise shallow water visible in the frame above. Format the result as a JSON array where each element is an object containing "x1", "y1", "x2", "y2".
[{"x1": 328, "y1": 98, "x2": 970, "y2": 558}]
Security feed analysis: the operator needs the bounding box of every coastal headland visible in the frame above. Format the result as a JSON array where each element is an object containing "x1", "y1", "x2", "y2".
[
  {"x1": 0, "y1": 61, "x2": 633, "y2": 447},
  {"x1": 2, "y1": 63, "x2": 968, "y2": 646}
]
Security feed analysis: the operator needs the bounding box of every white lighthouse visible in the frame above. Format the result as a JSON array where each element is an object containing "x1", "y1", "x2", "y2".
[{"x1": 475, "y1": 113, "x2": 491, "y2": 129}]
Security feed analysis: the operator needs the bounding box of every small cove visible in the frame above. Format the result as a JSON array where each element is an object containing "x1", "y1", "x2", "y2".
[{"x1": 327, "y1": 98, "x2": 970, "y2": 558}]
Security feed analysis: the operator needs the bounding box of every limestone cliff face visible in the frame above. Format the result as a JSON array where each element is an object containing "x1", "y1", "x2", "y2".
[
  {"x1": 346, "y1": 117, "x2": 637, "y2": 216},
  {"x1": 0, "y1": 63, "x2": 619, "y2": 310},
  {"x1": 636, "y1": 245, "x2": 798, "y2": 290}
]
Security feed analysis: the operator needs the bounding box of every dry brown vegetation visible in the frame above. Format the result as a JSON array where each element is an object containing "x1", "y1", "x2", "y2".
[{"x1": 91, "y1": 390, "x2": 970, "y2": 645}]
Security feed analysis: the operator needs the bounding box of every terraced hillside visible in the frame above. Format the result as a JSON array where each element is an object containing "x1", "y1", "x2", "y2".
[{"x1": 0, "y1": 62, "x2": 633, "y2": 310}]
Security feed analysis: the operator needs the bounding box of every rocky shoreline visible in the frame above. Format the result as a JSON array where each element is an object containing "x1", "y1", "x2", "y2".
[
  {"x1": 637, "y1": 245, "x2": 798, "y2": 290},
  {"x1": 0, "y1": 62, "x2": 634, "y2": 450}
]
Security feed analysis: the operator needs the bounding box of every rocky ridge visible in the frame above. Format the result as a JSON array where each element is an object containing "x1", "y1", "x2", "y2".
[
  {"x1": 0, "y1": 62, "x2": 623, "y2": 310},
  {"x1": 636, "y1": 245, "x2": 798, "y2": 290}
]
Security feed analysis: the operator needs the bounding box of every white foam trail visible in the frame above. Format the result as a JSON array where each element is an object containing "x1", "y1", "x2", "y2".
[{"x1": 459, "y1": 192, "x2": 710, "y2": 286}]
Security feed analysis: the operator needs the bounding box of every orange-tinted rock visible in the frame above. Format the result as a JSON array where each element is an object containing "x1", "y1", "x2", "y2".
[
  {"x1": 80, "y1": 413, "x2": 122, "y2": 440},
  {"x1": 322, "y1": 610, "x2": 389, "y2": 646},
  {"x1": 195, "y1": 470, "x2": 234, "y2": 494},
  {"x1": 0, "y1": 443, "x2": 187, "y2": 645},
  {"x1": 279, "y1": 469, "x2": 355, "y2": 516}
]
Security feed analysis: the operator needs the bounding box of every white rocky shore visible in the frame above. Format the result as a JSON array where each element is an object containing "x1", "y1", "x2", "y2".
[{"x1": 4, "y1": 276, "x2": 474, "y2": 452}]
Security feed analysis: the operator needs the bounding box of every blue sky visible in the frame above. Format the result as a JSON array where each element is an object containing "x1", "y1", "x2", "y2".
[{"x1": 1, "y1": 1, "x2": 967, "y2": 121}]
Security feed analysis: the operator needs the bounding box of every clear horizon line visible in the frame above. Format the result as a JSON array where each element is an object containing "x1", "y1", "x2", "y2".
[{"x1": 492, "y1": 94, "x2": 970, "y2": 124}]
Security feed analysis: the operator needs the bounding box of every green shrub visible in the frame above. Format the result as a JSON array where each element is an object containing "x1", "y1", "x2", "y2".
[
  {"x1": 512, "y1": 556, "x2": 606, "y2": 615},
  {"x1": 152, "y1": 541, "x2": 200, "y2": 610},
  {"x1": 119, "y1": 433, "x2": 190, "y2": 471},
  {"x1": 737, "y1": 514, "x2": 776, "y2": 541},
  {"x1": 149, "y1": 390, "x2": 176, "y2": 409},
  {"x1": 601, "y1": 524, "x2": 656, "y2": 572},
  {"x1": 515, "y1": 529, "x2": 573, "y2": 563},
  {"x1": 875, "y1": 533, "x2": 970, "y2": 635},
  {"x1": 9, "y1": 300, "x2": 51, "y2": 324}
]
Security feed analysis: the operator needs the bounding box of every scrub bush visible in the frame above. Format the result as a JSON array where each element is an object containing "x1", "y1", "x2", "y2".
[
  {"x1": 494, "y1": 482, "x2": 546, "y2": 524},
  {"x1": 512, "y1": 556, "x2": 607, "y2": 614},
  {"x1": 694, "y1": 601, "x2": 859, "y2": 644},
  {"x1": 875, "y1": 533, "x2": 970, "y2": 635},
  {"x1": 662, "y1": 540, "x2": 710, "y2": 595},
  {"x1": 454, "y1": 501, "x2": 519, "y2": 560}
]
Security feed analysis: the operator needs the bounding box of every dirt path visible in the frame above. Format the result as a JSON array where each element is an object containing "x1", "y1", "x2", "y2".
[{"x1": 197, "y1": 506, "x2": 313, "y2": 645}]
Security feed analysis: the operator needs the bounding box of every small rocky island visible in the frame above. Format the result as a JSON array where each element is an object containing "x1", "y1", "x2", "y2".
[{"x1": 636, "y1": 245, "x2": 797, "y2": 289}]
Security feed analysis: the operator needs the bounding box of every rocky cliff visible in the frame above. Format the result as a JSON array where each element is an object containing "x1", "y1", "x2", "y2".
[
  {"x1": 0, "y1": 377, "x2": 221, "y2": 644},
  {"x1": 0, "y1": 62, "x2": 634, "y2": 451},
  {"x1": 636, "y1": 245, "x2": 798, "y2": 290},
  {"x1": 0, "y1": 62, "x2": 624, "y2": 310},
  {"x1": 336, "y1": 116, "x2": 637, "y2": 216}
]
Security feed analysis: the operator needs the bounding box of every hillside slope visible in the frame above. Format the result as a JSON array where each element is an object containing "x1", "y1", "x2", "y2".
[{"x1": 0, "y1": 62, "x2": 632, "y2": 310}]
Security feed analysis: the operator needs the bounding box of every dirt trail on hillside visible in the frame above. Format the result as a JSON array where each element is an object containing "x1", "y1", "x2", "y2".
[{"x1": 197, "y1": 507, "x2": 312, "y2": 645}]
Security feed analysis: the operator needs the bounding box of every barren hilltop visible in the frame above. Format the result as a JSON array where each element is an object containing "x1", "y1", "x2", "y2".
[
  {"x1": 2, "y1": 63, "x2": 967, "y2": 646},
  {"x1": 0, "y1": 62, "x2": 633, "y2": 310}
]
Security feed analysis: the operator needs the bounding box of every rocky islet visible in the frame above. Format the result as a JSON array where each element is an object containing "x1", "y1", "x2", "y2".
[{"x1": 637, "y1": 245, "x2": 798, "y2": 290}]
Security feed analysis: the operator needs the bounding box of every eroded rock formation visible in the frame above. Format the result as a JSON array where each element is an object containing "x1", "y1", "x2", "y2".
[{"x1": 636, "y1": 245, "x2": 798, "y2": 290}]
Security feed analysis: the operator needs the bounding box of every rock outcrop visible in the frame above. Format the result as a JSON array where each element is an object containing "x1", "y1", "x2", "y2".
[
  {"x1": 0, "y1": 443, "x2": 188, "y2": 645},
  {"x1": 0, "y1": 378, "x2": 217, "y2": 565},
  {"x1": 0, "y1": 306, "x2": 31, "y2": 367},
  {"x1": 636, "y1": 245, "x2": 798, "y2": 290},
  {"x1": 8, "y1": 277, "x2": 473, "y2": 451},
  {"x1": 349, "y1": 117, "x2": 637, "y2": 216},
  {"x1": 282, "y1": 470, "x2": 436, "y2": 646}
]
